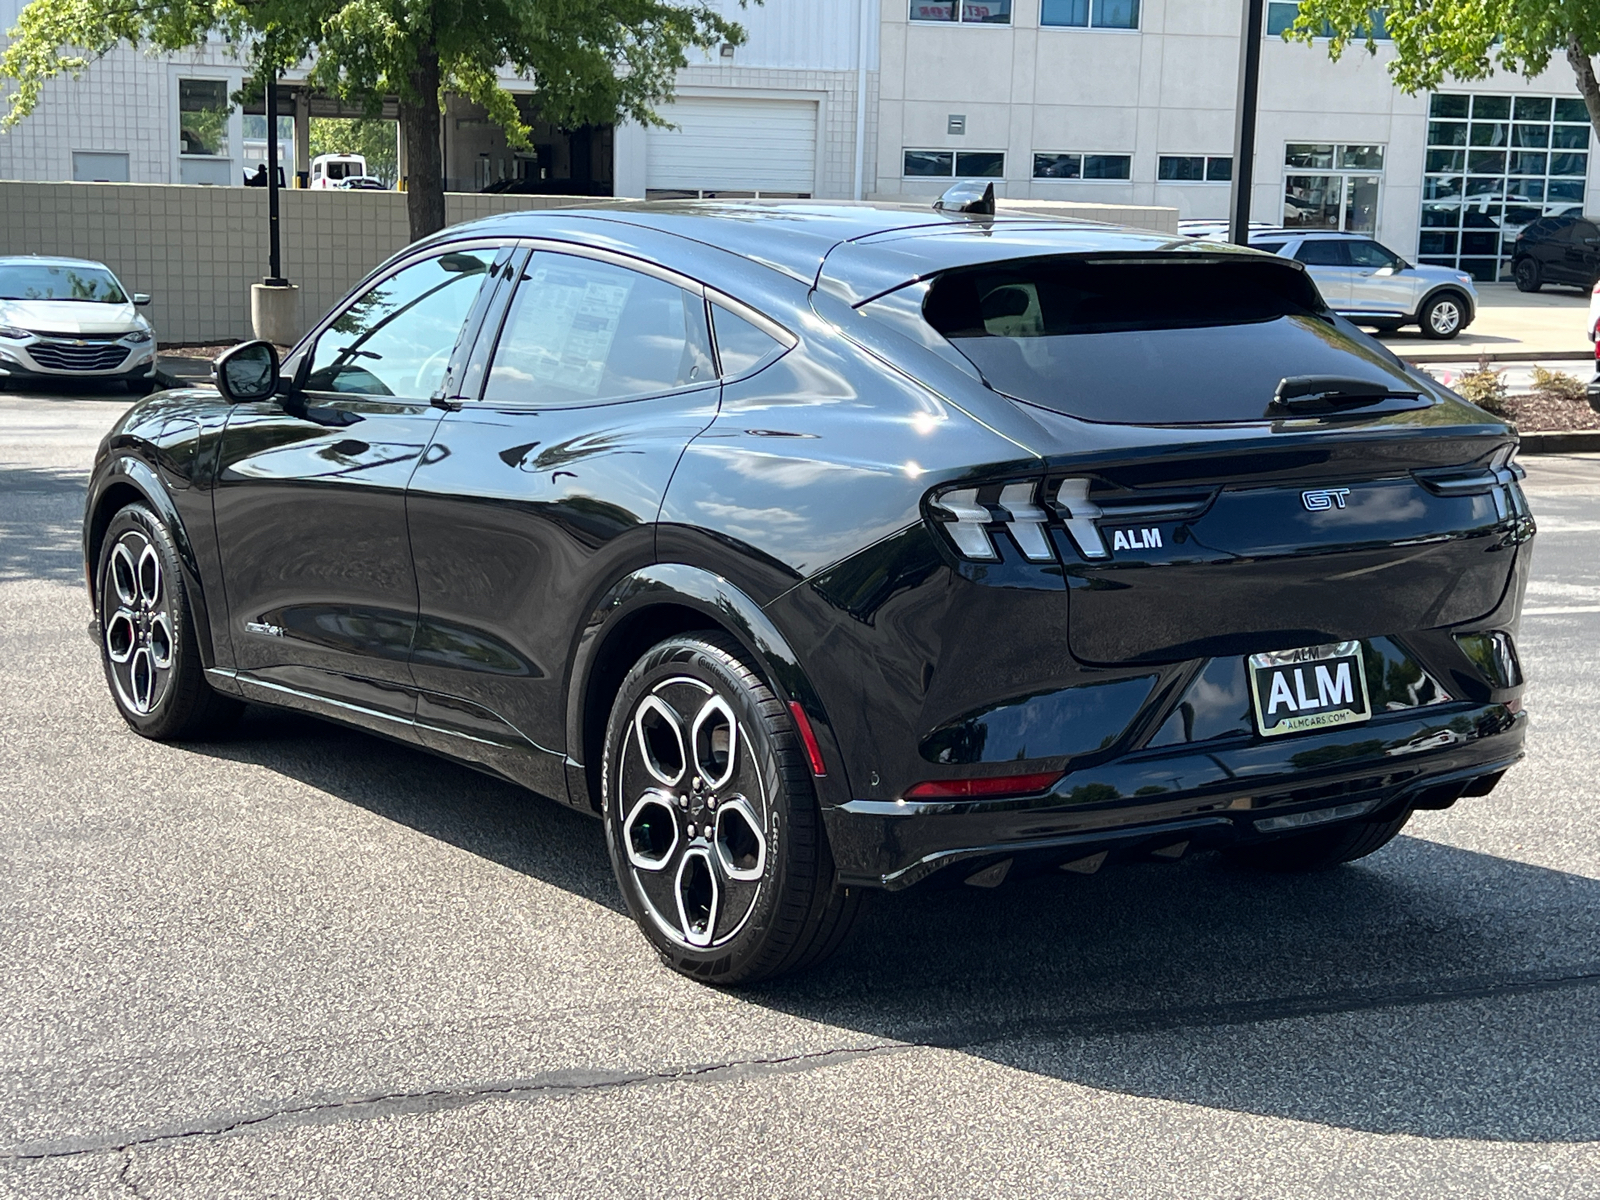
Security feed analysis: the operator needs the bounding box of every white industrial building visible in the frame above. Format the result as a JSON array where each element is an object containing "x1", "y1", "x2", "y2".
[{"x1": 2, "y1": 0, "x2": 1597, "y2": 280}]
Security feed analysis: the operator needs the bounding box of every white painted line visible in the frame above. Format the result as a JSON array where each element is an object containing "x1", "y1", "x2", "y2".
[{"x1": 1522, "y1": 606, "x2": 1600, "y2": 615}]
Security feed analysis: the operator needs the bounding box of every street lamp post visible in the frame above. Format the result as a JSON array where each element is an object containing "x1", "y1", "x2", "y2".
[
  {"x1": 1229, "y1": 0, "x2": 1267, "y2": 245},
  {"x1": 265, "y1": 71, "x2": 286, "y2": 287}
]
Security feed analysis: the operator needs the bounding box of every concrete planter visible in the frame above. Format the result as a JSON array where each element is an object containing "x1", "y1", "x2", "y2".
[{"x1": 251, "y1": 282, "x2": 300, "y2": 346}]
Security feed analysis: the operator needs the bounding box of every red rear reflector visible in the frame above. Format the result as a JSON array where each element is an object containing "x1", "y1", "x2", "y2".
[
  {"x1": 904, "y1": 772, "x2": 1061, "y2": 800},
  {"x1": 788, "y1": 701, "x2": 827, "y2": 777}
]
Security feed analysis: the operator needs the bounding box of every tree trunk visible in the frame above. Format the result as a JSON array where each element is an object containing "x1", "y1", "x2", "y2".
[
  {"x1": 399, "y1": 42, "x2": 445, "y2": 242},
  {"x1": 1566, "y1": 34, "x2": 1600, "y2": 137}
]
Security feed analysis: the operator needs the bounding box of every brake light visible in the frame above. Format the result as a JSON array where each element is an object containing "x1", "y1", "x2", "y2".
[
  {"x1": 903, "y1": 772, "x2": 1061, "y2": 799},
  {"x1": 929, "y1": 480, "x2": 1056, "y2": 563}
]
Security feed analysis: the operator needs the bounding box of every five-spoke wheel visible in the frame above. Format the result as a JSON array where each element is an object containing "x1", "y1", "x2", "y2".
[
  {"x1": 603, "y1": 633, "x2": 859, "y2": 983},
  {"x1": 95, "y1": 503, "x2": 241, "y2": 739}
]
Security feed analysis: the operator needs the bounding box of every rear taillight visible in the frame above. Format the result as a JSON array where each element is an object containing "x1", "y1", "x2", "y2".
[{"x1": 929, "y1": 480, "x2": 1055, "y2": 563}]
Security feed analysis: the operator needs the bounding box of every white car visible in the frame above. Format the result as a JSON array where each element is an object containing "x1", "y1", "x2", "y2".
[{"x1": 0, "y1": 256, "x2": 157, "y2": 392}]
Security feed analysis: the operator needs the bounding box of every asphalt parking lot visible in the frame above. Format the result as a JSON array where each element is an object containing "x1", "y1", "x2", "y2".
[{"x1": 3, "y1": 390, "x2": 1599, "y2": 1199}]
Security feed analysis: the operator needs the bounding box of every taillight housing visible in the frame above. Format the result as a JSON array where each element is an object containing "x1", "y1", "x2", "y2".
[{"x1": 928, "y1": 479, "x2": 1055, "y2": 563}]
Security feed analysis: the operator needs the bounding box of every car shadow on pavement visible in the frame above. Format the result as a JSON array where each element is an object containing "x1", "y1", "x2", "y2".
[
  {"x1": 191, "y1": 707, "x2": 1600, "y2": 1145},
  {"x1": 0, "y1": 465, "x2": 91, "y2": 584}
]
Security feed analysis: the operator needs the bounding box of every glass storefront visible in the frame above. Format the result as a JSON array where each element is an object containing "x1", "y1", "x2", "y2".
[
  {"x1": 1418, "y1": 93, "x2": 1592, "y2": 281},
  {"x1": 1282, "y1": 144, "x2": 1385, "y2": 233}
]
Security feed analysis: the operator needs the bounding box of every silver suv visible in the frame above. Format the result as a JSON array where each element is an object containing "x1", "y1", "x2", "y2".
[{"x1": 1235, "y1": 231, "x2": 1478, "y2": 340}]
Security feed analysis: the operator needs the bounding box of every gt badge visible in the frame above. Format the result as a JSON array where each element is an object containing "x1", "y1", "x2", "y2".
[{"x1": 1302, "y1": 488, "x2": 1351, "y2": 511}]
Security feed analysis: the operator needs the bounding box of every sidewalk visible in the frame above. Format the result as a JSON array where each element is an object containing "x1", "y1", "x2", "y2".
[{"x1": 1381, "y1": 282, "x2": 1592, "y2": 362}]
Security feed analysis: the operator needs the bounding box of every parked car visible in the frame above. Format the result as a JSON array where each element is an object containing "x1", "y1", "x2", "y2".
[
  {"x1": 309, "y1": 154, "x2": 369, "y2": 189},
  {"x1": 0, "y1": 256, "x2": 157, "y2": 392},
  {"x1": 82, "y1": 199, "x2": 1531, "y2": 983},
  {"x1": 334, "y1": 175, "x2": 389, "y2": 191},
  {"x1": 1205, "y1": 229, "x2": 1477, "y2": 339},
  {"x1": 1512, "y1": 214, "x2": 1600, "y2": 292}
]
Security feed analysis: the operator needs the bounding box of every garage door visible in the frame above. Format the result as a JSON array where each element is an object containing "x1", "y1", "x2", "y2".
[{"x1": 646, "y1": 96, "x2": 817, "y2": 196}]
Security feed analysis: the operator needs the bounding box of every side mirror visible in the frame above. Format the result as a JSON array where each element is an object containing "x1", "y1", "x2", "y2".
[
  {"x1": 214, "y1": 340, "x2": 280, "y2": 403},
  {"x1": 132, "y1": 293, "x2": 151, "y2": 306},
  {"x1": 1373, "y1": 266, "x2": 1395, "y2": 277}
]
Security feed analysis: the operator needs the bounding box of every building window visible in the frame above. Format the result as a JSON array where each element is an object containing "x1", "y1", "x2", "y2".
[
  {"x1": 904, "y1": 149, "x2": 1005, "y2": 178},
  {"x1": 71, "y1": 151, "x2": 129, "y2": 182},
  {"x1": 1282, "y1": 143, "x2": 1384, "y2": 233},
  {"x1": 1032, "y1": 152, "x2": 1132, "y2": 180},
  {"x1": 1041, "y1": 0, "x2": 1139, "y2": 29},
  {"x1": 1159, "y1": 155, "x2": 1232, "y2": 182},
  {"x1": 910, "y1": 1, "x2": 1011, "y2": 23},
  {"x1": 178, "y1": 79, "x2": 230, "y2": 157},
  {"x1": 1419, "y1": 92, "x2": 1591, "y2": 281},
  {"x1": 1266, "y1": 2, "x2": 1388, "y2": 37}
]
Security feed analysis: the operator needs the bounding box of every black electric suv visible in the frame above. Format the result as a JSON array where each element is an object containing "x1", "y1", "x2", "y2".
[{"x1": 84, "y1": 199, "x2": 1533, "y2": 983}]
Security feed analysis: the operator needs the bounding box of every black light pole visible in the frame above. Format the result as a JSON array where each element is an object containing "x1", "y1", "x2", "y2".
[
  {"x1": 1229, "y1": 0, "x2": 1266, "y2": 245},
  {"x1": 265, "y1": 71, "x2": 286, "y2": 286}
]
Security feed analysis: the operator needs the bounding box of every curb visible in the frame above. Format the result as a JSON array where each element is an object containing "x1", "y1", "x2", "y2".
[
  {"x1": 1401, "y1": 349, "x2": 1593, "y2": 365},
  {"x1": 1519, "y1": 429, "x2": 1600, "y2": 455}
]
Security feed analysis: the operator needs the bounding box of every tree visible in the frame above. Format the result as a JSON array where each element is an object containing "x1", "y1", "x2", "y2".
[
  {"x1": 1288, "y1": 0, "x2": 1600, "y2": 133},
  {"x1": 1, "y1": 0, "x2": 745, "y2": 240}
]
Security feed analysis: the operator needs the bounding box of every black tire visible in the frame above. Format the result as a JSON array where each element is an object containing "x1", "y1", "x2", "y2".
[
  {"x1": 95, "y1": 503, "x2": 242, "y2": 740},
  {"x1": 601, "y1": 632, "x2": 860, "y2": 984},
  {"x1": 1513, "y1": 258, "x2": 1542, "y2": 292},
  {"x1": 1225, "y1": 806, "x2": 1413, "y2": 872},
  {"x1": 1418, "y1": 291, "x2": 1467, "y2": 340}
]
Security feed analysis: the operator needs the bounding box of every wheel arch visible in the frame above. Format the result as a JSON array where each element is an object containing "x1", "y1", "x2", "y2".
[
  {"x1": 1417, "y1": 284, "x2": 1475, "y2": 325},
  {"x1": 566, "y1": 563, "x2": 851, "y2": 814},
  {"x1": 84, "y1": 455, "x2": 217, "y2": 666}
]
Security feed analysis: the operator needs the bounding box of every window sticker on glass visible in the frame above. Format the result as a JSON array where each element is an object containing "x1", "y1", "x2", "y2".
[{"x1": 512, "y1": 264, "x2": 632, "y2": 397}]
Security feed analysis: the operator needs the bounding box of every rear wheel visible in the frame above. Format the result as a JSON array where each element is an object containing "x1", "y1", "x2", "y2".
[
  {"x1": 602, "y1": 632, "x2": 859, "y2": 984},
  {"x1": 1418, "y1": 292, "x2": 1466, "y2": 339},
  {"x1": 96, "y1": 503, "x2": 242, "y2": 739},
  {"x1": 1514, "y1": 258, "x2": 1542, "y2": 292},
  {"x1": 1225, "y1": 806, "x2": 1413, "y2": 872}
]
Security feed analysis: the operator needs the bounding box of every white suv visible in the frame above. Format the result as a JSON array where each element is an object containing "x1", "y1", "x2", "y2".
[{"x1": 1204, "y1": 230, "x2": 1478, "y2": 340}]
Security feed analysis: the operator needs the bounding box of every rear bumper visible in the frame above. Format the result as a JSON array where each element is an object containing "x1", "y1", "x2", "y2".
[{"x1": 824, "y1": 700, "x2": 1524, "y2": 889}]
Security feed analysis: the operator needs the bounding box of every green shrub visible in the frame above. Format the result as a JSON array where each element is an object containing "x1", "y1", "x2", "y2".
[
  {"x1": 1530, "y1": 365, "x2": 1588, "y2": 402},
  {"x1": 1455, "y1": 355, "x2": 1509, "y2": 415}
]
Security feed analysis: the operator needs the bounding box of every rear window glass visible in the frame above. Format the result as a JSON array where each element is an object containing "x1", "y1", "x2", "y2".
[{"x1": 914, "y1": 256, "x2": 1418, "y2": 425}]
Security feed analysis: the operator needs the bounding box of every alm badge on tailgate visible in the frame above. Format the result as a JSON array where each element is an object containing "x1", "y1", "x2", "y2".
[{"x1": 1248, "y1": 641, "x2": 1372, "y2": 738}]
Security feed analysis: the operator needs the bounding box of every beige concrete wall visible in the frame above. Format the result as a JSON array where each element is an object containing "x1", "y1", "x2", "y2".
[
  {"x1": 0, "y1": 182, "x2": 1178, "y2": 346},
  {"x1": 0, "y1": 182, "x2": 599, "y2": 345}
]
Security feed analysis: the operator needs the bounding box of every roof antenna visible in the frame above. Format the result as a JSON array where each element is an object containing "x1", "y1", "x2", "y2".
[{"x1": 933, "y1": 180, "x2": 995, "y2": 217}]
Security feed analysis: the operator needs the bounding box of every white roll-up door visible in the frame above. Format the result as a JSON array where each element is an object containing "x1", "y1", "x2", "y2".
[{"x1": 646, "y1": 96, "x2": 818, "y2": 195}]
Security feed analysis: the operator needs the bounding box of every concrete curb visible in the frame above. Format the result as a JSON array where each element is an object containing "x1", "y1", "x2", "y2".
[
  {"x1": 1401, "y1": 349, "x2": 1593, "y2": 364},
  {"x1": 1519, "y1": 429, "x2": 1600, "y2": 454}
]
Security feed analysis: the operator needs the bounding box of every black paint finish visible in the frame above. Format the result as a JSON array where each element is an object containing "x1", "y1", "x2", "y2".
[{"x1": 82, "y1": 200, "x2": 1533, "y2": 890}]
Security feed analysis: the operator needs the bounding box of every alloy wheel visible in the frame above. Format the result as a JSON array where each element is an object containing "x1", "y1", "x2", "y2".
[
  {"x1": 1428, "y1": 300, "x2": 1462, "y2": 336},
  {"x1": 102, "y1": 528, "x2": 175, "y2": 716},
  {"x1": 619, "y1": 676, "x2": 770, "y2": 950}
]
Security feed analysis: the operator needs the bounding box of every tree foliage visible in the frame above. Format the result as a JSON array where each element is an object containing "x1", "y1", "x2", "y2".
[
  {"x1": 1, "y1": 0, "x2": 745, "y2": 237},
  {"x1": 310, "y1": 116, "x2": 399, "y2": 185},
  {"x1": 1288, "y1": 0, "x2": 1600, "y2": 129}
]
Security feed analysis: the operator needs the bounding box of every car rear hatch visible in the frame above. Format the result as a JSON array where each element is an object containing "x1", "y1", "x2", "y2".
[{"x1": 882, "y1": 250, "x2": 1529, "y2": 665}]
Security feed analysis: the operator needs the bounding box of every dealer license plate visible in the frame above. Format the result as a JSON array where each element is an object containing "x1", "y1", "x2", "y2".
[{"x1": 1248, "y1": 641, "x2": 1372, "y2": 738}]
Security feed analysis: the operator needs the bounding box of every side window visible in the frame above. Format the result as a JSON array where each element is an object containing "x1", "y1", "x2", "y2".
[
  {"x1": 305, "y1": 249, "x2": 495, "y2": 398},
  {"x1": 1295, "y1": 240, "x2": 1351, "y2": 267},
  {"x1": 1346, "y1": 240, "x2": 1400, "y2": 268},
  {"x1": 483, "y1": 253, "x2": 713, "y2": 406},
  {"x1": 711, "y1": 302, "x2": 791, "y2": 377}
]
